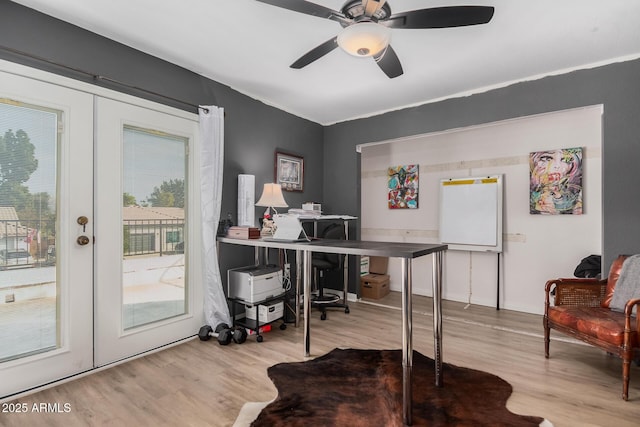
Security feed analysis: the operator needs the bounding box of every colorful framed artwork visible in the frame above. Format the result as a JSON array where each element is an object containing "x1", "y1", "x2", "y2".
[
  {"x1": 275, "y1": 151, "x2": 304, "y2": 192},
  {"x1": 388, "y1": 164, "x2": 419, "y2": 209},
  {"x1": 529, "y1": 147, "x2": 583, "y2": 214}
]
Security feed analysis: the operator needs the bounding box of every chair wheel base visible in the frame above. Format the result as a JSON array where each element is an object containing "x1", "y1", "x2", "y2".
[{"x1": 312, "y1": 294, "x2": 340, "y2": 304}]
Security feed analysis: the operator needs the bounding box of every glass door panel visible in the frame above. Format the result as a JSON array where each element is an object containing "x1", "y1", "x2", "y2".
[
  {"x1": 122, "y1": 126, "x2": 187, "y2": 329},
  {"x1": 0, "y1": 101, "x2": 59, "y2": 362}
]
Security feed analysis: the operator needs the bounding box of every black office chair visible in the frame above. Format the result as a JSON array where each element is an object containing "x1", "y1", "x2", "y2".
[{"x1": 311, "y1": 223, "x2": 350, "y2": 320}]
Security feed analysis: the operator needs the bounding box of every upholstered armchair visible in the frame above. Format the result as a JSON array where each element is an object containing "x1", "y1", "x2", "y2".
[{"x1": 544, "y1": 255, "x2": 640, "y2": 400}]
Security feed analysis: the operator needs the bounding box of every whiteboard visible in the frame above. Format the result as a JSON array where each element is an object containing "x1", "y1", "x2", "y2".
[{"x1": 439, "y1": 175, "x2": 503, "y2": 252}]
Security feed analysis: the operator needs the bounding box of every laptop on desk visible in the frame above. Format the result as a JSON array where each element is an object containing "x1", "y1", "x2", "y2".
[{"x1": 262, "y1": 214, "x2": 311, "y2": 242}]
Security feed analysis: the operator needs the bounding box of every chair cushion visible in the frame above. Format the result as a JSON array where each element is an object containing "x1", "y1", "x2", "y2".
[
  {"x1": 312, "y1": 258, "x2": 335, "y2": 270},
  {"x1": 601, "y1": 255, "x2": 628, "y2": 308},
  {"x1": 610, "y1": 254, "x2": 640, "y2": 315},
  {"x1": 548, "y1": 306, "x2": 637, "y2": 347}
]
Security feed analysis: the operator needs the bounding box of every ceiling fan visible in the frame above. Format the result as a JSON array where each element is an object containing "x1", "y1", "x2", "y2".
[{"x1": 256, "y1": 0, "x2": 494, "y2": 78}]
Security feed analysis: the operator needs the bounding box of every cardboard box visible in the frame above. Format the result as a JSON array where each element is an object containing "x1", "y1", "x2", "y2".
[
  {"x1": 360, "y1": 274, "x2": 390, "y2": 299},
  {"x1": 369, "y1": 256, "x2": 388, "y2": 275},
  {"x1": 245, "y1": 300, "x2": 284, "y2": 323}
]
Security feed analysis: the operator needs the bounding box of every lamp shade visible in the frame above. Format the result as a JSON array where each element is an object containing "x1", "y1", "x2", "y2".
[
  {"x1": 337, "y1": 22, "x2": 391, "y2": 57},
  {"x1": 255, "y1": 183, "x2": 288, "y2": 208}
]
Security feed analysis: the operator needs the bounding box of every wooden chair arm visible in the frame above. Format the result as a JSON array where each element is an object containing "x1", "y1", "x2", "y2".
[
  {"x1": 623, "y1": 298, "x2": 640, "y2": 333},
  {"x1": 544, "y1": 278, "x2": 606, "y2": 307}
]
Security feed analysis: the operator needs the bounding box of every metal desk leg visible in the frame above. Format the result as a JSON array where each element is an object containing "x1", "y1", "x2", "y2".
[
  {"x1": 433, "y1": 250, "x2": 444, "y2": 386},
  {"x1": 343, "y1": 220, "x2": 349, "y2": 303},
  {"x1": 303, "y1": 249, "x2": 312, "y2": 357},
  {"x1": 254, "y1": 246, "x2": 268, "y2": 265},
  {"x1": 401, "y1": 258, "x2": 413, "y2": 426},
  {"x1": 295, "y1": 249, "x2": 302, "y2": 327}
]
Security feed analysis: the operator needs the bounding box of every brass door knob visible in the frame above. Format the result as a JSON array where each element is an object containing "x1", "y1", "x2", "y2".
[
  {"x1": 77, "y1": 216, "x2": 89, "y2": 232},
  {"x1": 77, "y1": 235, "x2": 91, "y2": 246}
]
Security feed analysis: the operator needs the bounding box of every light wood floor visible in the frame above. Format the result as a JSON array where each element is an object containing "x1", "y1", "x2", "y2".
[{"x1": 1, "y1": 293, "x2": 639, "y2": 426}]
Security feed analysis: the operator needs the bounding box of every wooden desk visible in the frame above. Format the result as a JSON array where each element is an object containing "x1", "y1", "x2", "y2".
[{"x1": 218, "y1": 237, "x2": 447, "y2": 426}]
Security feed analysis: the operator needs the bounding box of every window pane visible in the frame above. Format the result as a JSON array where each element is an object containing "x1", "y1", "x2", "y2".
[
  {"x1": 0, "y1": 101, "x2": 59, "y2": 362},
  {"x1": 122, "y1": 126, "x2": 187, "y2": 330}
]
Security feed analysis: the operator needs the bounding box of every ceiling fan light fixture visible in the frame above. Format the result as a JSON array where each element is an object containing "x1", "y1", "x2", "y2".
[{"x1": 337, "y1": 22, "x2": 391, "y2": 57}]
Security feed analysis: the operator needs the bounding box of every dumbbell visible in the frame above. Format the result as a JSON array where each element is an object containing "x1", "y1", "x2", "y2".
[
  {"x1": 216, "y1": 324, "x2": 233, "y2": 345},
  {"x1": 197, "y1": 323, "x2": 231, "y2": 344},
  {"x1": 231, "y1": 326, "x2": 248, "y2": 344},
  {"x1": 217, "y1": 324, "x2": 248, "y2": 345},
  {"x1": 198, "y1": 324, "x2": 214, "y2": 341},
  {"x1": 197, "y1": 323, "x2": 247, "y2": 345}
]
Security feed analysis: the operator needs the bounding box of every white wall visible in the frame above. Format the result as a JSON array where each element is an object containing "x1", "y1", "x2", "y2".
[{"x1": 360, "y1": 106, "x2": 602, "y2": 314}]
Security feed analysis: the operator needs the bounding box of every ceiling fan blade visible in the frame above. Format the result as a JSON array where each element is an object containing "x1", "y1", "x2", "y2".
[
  {"x1": 374, "y1": 45, "x2": 403, "y2": 79},
  {"x1": 290, "y1": 37, "x2": 339, "y2": 69},
  {"x1": 384, "y1": 6, "x2": 495, "y2": 29},
  {"x1": 255, "y1": 0, "x2": 340, "y2": 19}
]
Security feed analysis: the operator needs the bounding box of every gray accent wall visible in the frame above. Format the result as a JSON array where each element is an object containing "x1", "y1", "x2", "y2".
[{"x1": 325, "y1": 59, "x2": 640, "y2": 277}]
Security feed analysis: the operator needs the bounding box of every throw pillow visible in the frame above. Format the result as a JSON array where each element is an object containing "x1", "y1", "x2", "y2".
[{"x1": 610, "y1": 254, "x2": 640, "y2": 316}]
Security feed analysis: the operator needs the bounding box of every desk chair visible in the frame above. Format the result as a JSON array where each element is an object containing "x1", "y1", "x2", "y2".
[{"x1": 311, "y1": 223, "x2": 350, "y2": 320}]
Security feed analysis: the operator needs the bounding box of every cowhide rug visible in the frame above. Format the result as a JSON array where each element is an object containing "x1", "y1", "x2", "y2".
[{"x1": 240, "y1": 348, "x2": 552, "y2": 427}]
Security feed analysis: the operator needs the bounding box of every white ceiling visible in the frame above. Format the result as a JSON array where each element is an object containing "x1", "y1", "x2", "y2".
[{"x1": 11, "y1": 0, "x2": 640, "y2": 125}]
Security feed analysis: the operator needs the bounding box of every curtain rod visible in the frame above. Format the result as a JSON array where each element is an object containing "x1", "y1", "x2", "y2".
[{"x1": 0, "y1": 45, "x2": 211, "y2": 114}]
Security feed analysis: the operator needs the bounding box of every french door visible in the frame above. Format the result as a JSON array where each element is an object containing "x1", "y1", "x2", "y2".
[
  {"x1": 0, "y1": 64, "x2": 203, "y2": 398},
  {"x1": 94, "y1": 96, "x2": 203, "y2": 366},
  {"x1": 0, "y1": 69, "x2": 94, "y2": 397}
]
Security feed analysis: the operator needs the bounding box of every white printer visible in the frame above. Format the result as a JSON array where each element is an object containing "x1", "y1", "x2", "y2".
[{"x1": 227, "y1": 265, "x2": 284, "y2": 303}]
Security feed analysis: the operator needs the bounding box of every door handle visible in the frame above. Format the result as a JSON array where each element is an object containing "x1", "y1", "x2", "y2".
[{"x1": 77, "y1": 235, "x2": 91, "y2": 246}]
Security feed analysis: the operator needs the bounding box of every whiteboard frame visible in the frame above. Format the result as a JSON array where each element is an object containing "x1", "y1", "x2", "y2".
[{"x1": 439, "y1": 175, "x2": 503, "y2": 253}]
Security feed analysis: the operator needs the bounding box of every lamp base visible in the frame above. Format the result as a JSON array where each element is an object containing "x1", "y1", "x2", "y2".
[{"x1": 260, "y1": 217, "x2": 276, "y2": 237}]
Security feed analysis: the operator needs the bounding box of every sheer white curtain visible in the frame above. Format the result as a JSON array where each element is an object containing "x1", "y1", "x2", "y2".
[{"x1": 199, "y1": 106, "x2": 231, "y2": 329}]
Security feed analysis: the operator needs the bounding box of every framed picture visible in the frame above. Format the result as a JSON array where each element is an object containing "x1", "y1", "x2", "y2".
[
  {"x1": 388, "y1": 164, "x2": 419, "y2": 209},
  {"x1": 529, "y1": 147, "x2": 583, "y2": 215},
  {"x1": 275, "y1": 151, "x2": 304, "y2": 192}
]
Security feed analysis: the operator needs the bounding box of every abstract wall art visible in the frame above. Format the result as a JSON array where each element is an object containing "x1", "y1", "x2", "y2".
[
  {"x1": 388, "y1": 164, "x2": 419, "y2": 209},
  {"x1": 529, "y1": 147, "x2": 583, "y2": 214}
]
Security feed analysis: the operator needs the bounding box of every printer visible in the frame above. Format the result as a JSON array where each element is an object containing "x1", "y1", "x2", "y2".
[{"x1": 227, "y1": 265, "x2": 283, "y2": 303}]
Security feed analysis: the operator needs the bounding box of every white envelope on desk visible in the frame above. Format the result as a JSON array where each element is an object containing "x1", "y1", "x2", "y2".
[{"x1": 263, "y1": 214, "x2": 310, "y2": 242}]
